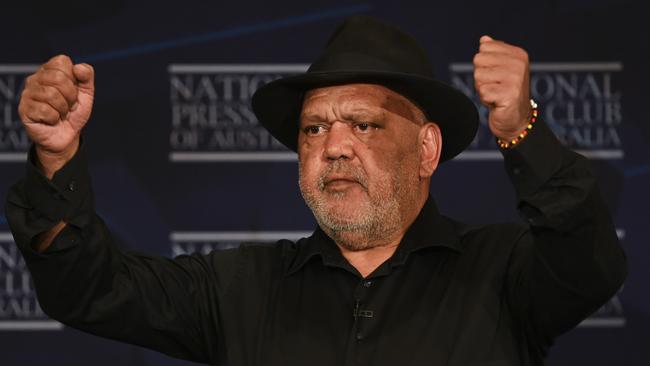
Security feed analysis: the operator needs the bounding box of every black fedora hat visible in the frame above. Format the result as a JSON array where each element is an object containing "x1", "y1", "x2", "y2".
[{"x1": 251, "y1": 15, "x2": 478, "y2": 162}]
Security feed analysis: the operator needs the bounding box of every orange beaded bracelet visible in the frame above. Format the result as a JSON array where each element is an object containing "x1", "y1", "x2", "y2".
[{"x1": 496, "y1": 99, "x2": 538, "y2": 149}]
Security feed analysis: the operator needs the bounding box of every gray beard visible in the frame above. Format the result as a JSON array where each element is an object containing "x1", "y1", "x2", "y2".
[{"x1": 299, "y1": 161, "x2": 412, "y2": 252}]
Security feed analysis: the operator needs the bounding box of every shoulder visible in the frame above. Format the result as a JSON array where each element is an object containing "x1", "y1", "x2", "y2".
[
  {"x1": 166, "y1": 238, "x2": 301, "y2": 293},
  {"x1": 204, "y1": 238, "x2": 304, "y2": 280},
  {"x1": 449, "y1": 217, "x2": 528, "y2": 244}
]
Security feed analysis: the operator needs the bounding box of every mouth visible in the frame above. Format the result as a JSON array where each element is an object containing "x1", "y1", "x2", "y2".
[
  {"x1": 326, "y1": 179, "x2": 359, "y2": 187},
  {"x1": 322, "y1": 176, "x2": 365, "y2": 191}
]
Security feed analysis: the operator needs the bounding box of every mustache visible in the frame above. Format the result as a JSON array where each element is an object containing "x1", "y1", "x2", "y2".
[{"x1": 317, "y1": 161, "x2": 368, "y2": 191}]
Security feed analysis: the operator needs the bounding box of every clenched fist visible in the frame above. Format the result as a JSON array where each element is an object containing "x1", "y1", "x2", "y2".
[
  {"x1": 18, "y1": 55, "x2": 95, "y2": 178},
  {"x1": 473, "y1": 36, "x2": 532, "y2": 142}
]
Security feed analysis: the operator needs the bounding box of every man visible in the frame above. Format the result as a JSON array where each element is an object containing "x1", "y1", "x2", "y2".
[{"x1": 6, "y1": 16, "x2": 626, "y2": 366}]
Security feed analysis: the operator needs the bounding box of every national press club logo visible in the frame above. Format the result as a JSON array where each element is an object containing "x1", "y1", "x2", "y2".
[
  {"x1": 0, "y1": 233, "x2": 63, "y2": 330},
  {"x1": 0, "y1": 65, "x2": 36, "y2": 162},
  {"x1": 167, "y1": 64, "x2": 308, "y2": 162},
  {"x1": 0, "y1": 64, "x2": 62, "y2": 331}
]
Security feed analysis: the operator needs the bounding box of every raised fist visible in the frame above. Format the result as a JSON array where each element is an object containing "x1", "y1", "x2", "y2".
[
  {"x1": 473, "y1": 36, "x2": 532, "y2": 142},
  {"x1": 18, "y1": 55, "x2": 95, "y2": 176}
]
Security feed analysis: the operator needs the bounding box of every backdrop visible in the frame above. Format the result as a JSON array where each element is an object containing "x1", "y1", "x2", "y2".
[{"x1": 1, "y1": 1, "x2": 648, "y2": 365}]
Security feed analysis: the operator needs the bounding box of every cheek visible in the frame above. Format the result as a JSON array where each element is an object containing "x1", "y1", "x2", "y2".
[
  {"x1": 298, "y1": 134, "x2": 322, "y2": 161},
  {"x1": 360, "y1": 143, "x2": 414, "y2": 186},
  {"x1": 357, "y1": 141, "x2": 393, "y2": 172},
  {"x1": 298, "y1": 156, "x2": 322, "y2": 188}
]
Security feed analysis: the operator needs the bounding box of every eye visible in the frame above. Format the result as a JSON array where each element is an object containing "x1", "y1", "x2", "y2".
[
  {"x1": 354, "y1": 122, "x2": 377, "y2": 133},
  {"x1": 303, "y1": 125, "x2": 326, "y2": 136}
]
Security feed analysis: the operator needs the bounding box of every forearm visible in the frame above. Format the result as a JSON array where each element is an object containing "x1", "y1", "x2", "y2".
[
  {"x1": 11, "y1": 209, "x2": 209, "y2": 362},
  {"x1": 4, "y1": 141, "x2": 211, "y2": 361},
  {"x1": 30, "y1": 138, "x2": 80, "y2": 252},
  {"x1": 503, "y1": 118, "x2": 627, "y2": 337},
  {"x1": 33, "y1": 220, "x2": 67, "y2": 253}
]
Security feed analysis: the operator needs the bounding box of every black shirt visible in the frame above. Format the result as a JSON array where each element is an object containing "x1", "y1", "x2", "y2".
[{"x1": 5, "y1": 119, "x2": 627, "y2": 366}]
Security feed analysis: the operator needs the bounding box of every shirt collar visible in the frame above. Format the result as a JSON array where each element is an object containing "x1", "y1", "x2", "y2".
[{"x1": 285, "y1": 196, "x2": 462, "y2": 276}]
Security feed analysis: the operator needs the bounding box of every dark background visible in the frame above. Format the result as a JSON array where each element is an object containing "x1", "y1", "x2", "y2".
[{"x1": 1, "y1": 0, "x2": 648, "y2": 365}]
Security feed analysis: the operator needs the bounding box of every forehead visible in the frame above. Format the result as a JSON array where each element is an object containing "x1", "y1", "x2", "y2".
[{"x1": 301, "y1": 83, "x2": 421, "y2": 119}]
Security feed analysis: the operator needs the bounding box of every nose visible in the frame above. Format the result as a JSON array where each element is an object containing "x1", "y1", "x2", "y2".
[{"x1": 323, "y1": 122, "x2": 355, "y2": 161}]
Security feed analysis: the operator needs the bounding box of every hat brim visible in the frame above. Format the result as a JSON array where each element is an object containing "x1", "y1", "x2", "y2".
[{"x1": 251, "y1": 70, "x2": 478, "y2": 162}]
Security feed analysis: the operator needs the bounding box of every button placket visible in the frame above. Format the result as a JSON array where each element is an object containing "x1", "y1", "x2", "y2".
[{"x1": 351, "y1": 279, "x2": 375, "y2": 343}]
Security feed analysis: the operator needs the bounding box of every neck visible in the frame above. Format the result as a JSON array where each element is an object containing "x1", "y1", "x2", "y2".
[
  {"x1": 338, "y1": 239, "x2": 401, "y2": 278},
  {"x1": 335, "y1": 194, "x2": 429, "y2": 278}
]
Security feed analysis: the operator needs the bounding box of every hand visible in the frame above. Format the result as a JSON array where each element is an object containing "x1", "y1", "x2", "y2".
[
  {"x1": 18, "y1": 55, "x2": 95, "y2": 177},
  {"x1": 473, "y1": 36, "x2": 532, "y2": 142}
]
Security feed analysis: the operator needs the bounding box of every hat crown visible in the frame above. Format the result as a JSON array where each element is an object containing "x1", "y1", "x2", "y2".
[
  {"x1": 308, "y1": 16, "x2": 435, "y2": 77},
  {"x1": 251, "y1": 15, "x2": 478, "y2": 162}
]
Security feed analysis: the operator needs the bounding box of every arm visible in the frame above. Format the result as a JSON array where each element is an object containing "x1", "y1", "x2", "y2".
[
  {"x1": 6, "y1": 55, "x2": 237, "y2": 363},
  {"x1": 473, "y1": 37, "x2": 627, "y2": 340},
  {"x1": 5, "y1": 140, "x2": 235, "y2": 363},
  {"x1": 501, "y1": 117, "x2": 626, "y2": 339}
]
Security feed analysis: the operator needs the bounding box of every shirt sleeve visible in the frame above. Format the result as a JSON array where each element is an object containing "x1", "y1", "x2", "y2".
[
  {"x1": 501, "y1": 118, "x2": 628, "y2": 343},
  {"x1": 4, "y1": 140, "x2": 239, "y2": 363}
]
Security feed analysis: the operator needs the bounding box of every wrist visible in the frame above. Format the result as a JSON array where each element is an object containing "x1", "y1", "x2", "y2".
[
  {"x1": 494, "y1": 121, "x2": 529, "y2": 142},
  {"x1": 35, "y1": 138, "x2": 80, "y2": 180},
  {"x1": 496, "y1": 99, "x2": 538, "y2": 149}
]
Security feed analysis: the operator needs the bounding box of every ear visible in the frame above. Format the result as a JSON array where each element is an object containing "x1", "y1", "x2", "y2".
[{"x1": 418, "y1": 122, "x2": 442, "y2": 179}]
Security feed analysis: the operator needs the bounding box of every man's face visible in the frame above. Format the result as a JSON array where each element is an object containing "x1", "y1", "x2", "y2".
[{"x1": 297, "y1": 83, "x2": 428, "y2": 251}]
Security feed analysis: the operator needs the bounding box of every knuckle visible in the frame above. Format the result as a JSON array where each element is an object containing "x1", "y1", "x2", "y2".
[
  {"x1": 473, "y1": 70, "x2": 484, "y2": 84},
  {"x1": 36, "y1": 103, "x2": 57, "y2": 120},
  {"x1": 49, "y1": 54, "x2": 72, "y2": 67},
  {"x1": 49, "y1": 92, "x2": 67, "y2": 112},
  {"x1": 45, "y1": 87, "x2": 61, "y2": 101},
  {"x1": 51, "y1": 71, "x2": 66, "y2": 84},
  {"x1": 23, "y1": 102, "x2": 38, "y2": 117},
  {"x1": 516, "y1": 47, "x2": 529, "y2": 61},
  {"x1": 472, "y1": 53, "x2": 481, "y2": 65},
  {"x1": 43, "y1": 86, "x2": 57, "y2": 100},
  {"x1": 37, "y1": 103, "x2": 50, "y2": 116},
  {"x1": 41, "y1": 70, "x2": 66, "y2": 86},
  {"x1": 20, "y1": 86, "x2": 32, "y2": 100},
  {"x1": 515, "y1": 58, "x2": 528, "y2": 73},
  {"x1": 17, "y1": 100, "x2": 27, "y2": 118},
  {"x1": 24, "y1": 74, "x2": 35, "y2": 86}
]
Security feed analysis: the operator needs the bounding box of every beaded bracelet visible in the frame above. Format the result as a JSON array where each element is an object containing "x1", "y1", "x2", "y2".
[{"x1": 496, "y1": 99, "x2": 538, "y2": 149}]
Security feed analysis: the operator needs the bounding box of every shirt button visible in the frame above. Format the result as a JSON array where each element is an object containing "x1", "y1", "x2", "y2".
[
  {"x1": 363, "y1": 280, "x2": 372, "y2": 288},
  {"x1": 512, "y1": 167, "x2": 521, "y2": 175},
  {"x1": 356, "y1": 333, "x2": 363, "y2": 341},
  {"x1": 68, "y1": 181, "x2": 76, "y2": 192}
]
